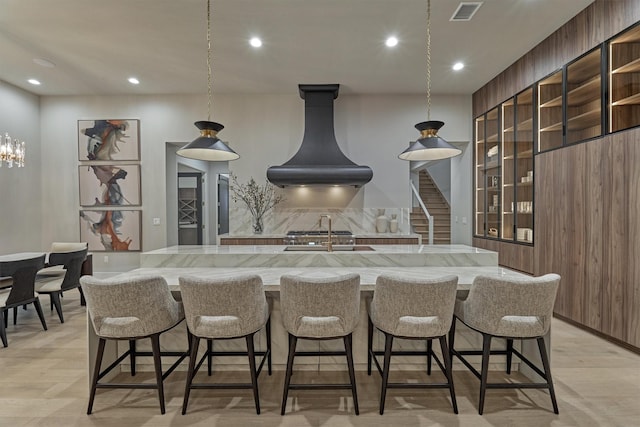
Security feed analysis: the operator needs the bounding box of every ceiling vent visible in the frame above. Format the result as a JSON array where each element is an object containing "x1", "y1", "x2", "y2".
[{"x1": 450, "y1": 2, "x2": 483, "y2": 21}]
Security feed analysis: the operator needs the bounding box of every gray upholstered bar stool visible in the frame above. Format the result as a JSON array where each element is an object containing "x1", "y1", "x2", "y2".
[
  {"x1": 449, "y1": 273, "x2": 561, "y2": 415},
  {"x1": 280, "y1": 273, "x2": 360, "y2": 415},
  {"x1": 179, "y1": 274, "x2": 271, "y2": 415},
  {"x1": 367, "y1": 274, "x2": 459, "y2": 415},
  {"x1": 80, "y1": 275, "x2": 187, "y2": 415}
]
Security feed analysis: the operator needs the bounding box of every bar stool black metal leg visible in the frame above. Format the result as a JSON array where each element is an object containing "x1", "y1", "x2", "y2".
[
  {"x1": 79, "y1": 287, "x2": 86, "y2": 306},
  {"x1": 33, "y1": 298, "x2": 47, "y2": 331},
  {"x1": 367, "y1": 316, "x2": 373, "y2": 375},
  {"x1": 344, "y1": 333, "x2": 359, "y2": 415},
  {"x1": 281, "y1": 333, "x2": 297, "y2": 415},
  {"x1": 266, "y1": 316, "x2": 272, "y2": 375},
  {"x1": 3, "y1": 310, "x2": 7, "y2": 328},
  {"x1": 426, "y1": 339, "x2": 433, "y2": 375},
  {"x1": 448, "y1": 317, "x2": 456, "y2": 364},
  {"x1": 478, "y1": 333, "x2": 492, "y2": 415},
  {"x1": 207, "y1": 339, "x2": 213, "y2": 376},
  {"x1": 150, "y1": 334, "x2": 166, "y2": 414},
  {"x1": 129, "y1": 340, "x2": 136, "y2": 376},
  {"x1": 379, "y1": 333, "x2": 394, "y2": 415},
  {"x1": 537, "y1": 337, "x2": 559, "y2": 414},
  {"x1": 439, "y1": 335, "x2": 458, "y2": 414},
  {"x1": 182, "y1": 334, "x2": 200, "y2": 415},
  {"x1": 506, "y1": 338, "x2": 514, "y2": 374},
  {"x1": 13, "y1": 307, "x2": 17, "y2": 325},
  {"x1": 246, "y1": 333, "x2": 261, "y2": 414},
  {"x1": 87, "y1": 337, "x2": 106, "y2": 414}
]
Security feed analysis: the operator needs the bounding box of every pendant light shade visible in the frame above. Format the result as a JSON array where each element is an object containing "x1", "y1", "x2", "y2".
[
  {"x1": 177, "y1": 0, "x2": 239, "y2": 162},
  {"x1": 399, "y1": 0, "x2": 461, "y2": 162},
  {"x1": 177, "y1": 121, "x2": 239, "y2": 161},
  {"x1": 398, "y1": 121, "x2": 462, "y2": 161}
]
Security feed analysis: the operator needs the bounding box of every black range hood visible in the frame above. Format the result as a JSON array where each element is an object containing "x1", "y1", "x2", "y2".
[{"x1": 267, "y1": 84, "x2": 373, "y2": 187}]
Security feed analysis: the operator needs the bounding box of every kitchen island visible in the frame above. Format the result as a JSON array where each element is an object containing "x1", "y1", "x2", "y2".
[{"x1": 91, "y1": 244, "x2": 544, "y2": 382}]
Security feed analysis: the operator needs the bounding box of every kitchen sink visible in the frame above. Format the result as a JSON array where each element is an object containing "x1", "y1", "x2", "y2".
[{"x1": 284, "y1": 245, "x2": 374, "y2": 252}]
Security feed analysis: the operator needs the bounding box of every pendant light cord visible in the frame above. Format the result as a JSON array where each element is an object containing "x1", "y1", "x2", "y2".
[
  {"x1": 207, "y1": 0, "x2": 212, "y2": 122},
  {"x1": 426, "y1": 0, "x2": 431, "y2": 121}
]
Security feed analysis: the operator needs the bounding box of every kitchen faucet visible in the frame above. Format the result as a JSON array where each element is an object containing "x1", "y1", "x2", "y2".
[{"x1": 319, "y1": 214, "x2": 333, "y2": 252}]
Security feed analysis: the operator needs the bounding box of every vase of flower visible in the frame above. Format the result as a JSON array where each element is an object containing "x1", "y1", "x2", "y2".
[
  {"x1": 230, "y1": 174, "x2": 285, "y2": 235},
  {"x1": 253, "y1": 216, "x2": 264, "y2": 234}
]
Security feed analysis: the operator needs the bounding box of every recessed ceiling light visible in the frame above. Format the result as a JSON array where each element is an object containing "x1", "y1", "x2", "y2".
[
  {"x1": 33, "y1": 58, "x2": 56, "y2": 68},
  {"x1": 452, "y1": 62, "x2": 465, "y2": 71},
  {"x1": 385, "y1": 36, "x2": 399, "y2": 48},
  {"x1": 128, "y1": 77, "x2": 140, "y2": 85},
  {"x1": 27, "y1": 79, "x2": 41, "y2": 85},
  {"x1": 249, "y1": 37, "x2": 262, "y2": 48}
]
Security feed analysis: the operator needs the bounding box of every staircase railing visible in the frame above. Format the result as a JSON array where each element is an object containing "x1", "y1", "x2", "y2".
[{"x1": 410, "y1": 181, "x2": 433, "y2": 245}]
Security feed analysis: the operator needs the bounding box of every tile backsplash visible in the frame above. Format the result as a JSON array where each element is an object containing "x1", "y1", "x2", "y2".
[{"x1": 229, "y1": 207, "x2": 410, "y2": 235}]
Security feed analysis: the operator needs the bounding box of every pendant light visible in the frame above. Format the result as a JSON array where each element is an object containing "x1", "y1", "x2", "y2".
[
  {"x1": 399, "y1": 0, "x2": 462, "y2": 161},
  {"x1": 177, "y1": 0, "x2": 239, "y2": 161}
]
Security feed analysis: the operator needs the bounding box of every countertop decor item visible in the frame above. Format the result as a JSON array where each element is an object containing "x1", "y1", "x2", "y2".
[
  {"x1": 398, "y1": 0, "x2": 462, "y2": 161},
  {"x1": 230, "y1": 174, "x2": 284, "y2": 234},
  {"x1": 376, "y1": 209, "x2": 389, "y2": 233},
  {"x1": 389, "y1": 213, "x2": 399, "y2": 233},
  {"x1": 176, "y1": 0, "x2": 239, "y2": 162}
]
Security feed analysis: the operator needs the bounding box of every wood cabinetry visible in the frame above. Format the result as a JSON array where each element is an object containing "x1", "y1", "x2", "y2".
[
  {"x1": 472, "y1": 0, "x2": 640, "y2": 351},
  {"x1": 475, "y1": 89, "x2": 534, "y2": 246},
  {"x1": 566, "y1": 48, "x2": 603, "y2": 144},
  {"x1": 610, "y1": 23, "x2": 640, "y2": 132},
  {"x1": 537, "y1": 70, "x2": 563, "y2": 152}
]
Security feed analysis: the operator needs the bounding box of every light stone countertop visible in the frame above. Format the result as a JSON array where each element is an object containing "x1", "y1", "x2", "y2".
[
  {"x1": 218, "y1": 233, "x2": 421, "y2": 239},
  {"x1": 118, "y1": 265, "x2": 527, "y2": 292},
  {"x1": 140, "y1": 244, "x2": 499, "y2": 269}
]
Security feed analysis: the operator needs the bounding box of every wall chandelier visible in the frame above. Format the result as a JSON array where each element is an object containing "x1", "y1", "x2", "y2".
[{"x1": 0, "y1": 133, "x2": 26, "y2": 168}]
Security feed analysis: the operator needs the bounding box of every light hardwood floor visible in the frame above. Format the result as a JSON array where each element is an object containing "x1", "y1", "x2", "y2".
[{"x1": 0, "y1": 291, "x2": 638, "y2": 426}]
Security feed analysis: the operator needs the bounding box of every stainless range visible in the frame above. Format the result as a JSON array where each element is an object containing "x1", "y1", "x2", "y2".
[{"x1": 284, "y1": 230, "x2": 354, "y2": 246}]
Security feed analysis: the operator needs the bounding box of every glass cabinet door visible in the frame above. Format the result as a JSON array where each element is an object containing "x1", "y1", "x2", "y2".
[
  {"x1": 514, "y1": 88, "x2": 534, "y2": 243},
  {"x1": 485, "y1": 107, "x2": 501, "y2": 238},
  {"x1": 610, "y1": 23, "x2": 640, "y2": 133},
  {"x1": 501, "y1": 97, "x2": 515, "y2": 240},
  {"x1": 538, "y1": 69, "x2": 563, "y2": 152},
  {"x1": 475, "y1": 115, "x2": 486, "y2": 237},
  {"x1": 566, "y1": 47, "x2": 602, "y2": 144}
]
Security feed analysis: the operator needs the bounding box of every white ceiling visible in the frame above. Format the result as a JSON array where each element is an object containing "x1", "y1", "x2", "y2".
[{"x1": 0, "y1": 0, "x2": 593, "y2": 97}]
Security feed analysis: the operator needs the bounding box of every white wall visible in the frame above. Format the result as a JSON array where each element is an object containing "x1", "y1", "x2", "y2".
[
  {"x1": 0, "y1": 81, "x2": 42, "y2": 253},
  {"x1": 38, "y1": 92, "x2": 472, "y2": 271}
]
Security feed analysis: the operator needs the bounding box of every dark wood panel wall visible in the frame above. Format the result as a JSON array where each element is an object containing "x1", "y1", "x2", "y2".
[
  {"x1": 472, "y1": 0, "x2": 640, "y2": 349},
  {"x1": 473, "y1": 0, "x2": 640, "y2": 116},
  {"x1": 535, "y1": 129, "x2": 640, "y2": 348}
]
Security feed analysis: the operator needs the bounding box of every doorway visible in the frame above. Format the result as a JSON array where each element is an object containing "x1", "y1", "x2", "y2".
[
  {"x1": 178, "y1": 172, "x2": 203, "y2": 245},
  {"x1": 217, "y1": 174, "x2": 229, "y2": 235}
]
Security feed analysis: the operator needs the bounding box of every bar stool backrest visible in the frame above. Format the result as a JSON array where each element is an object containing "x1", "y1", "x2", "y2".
[
  {"x1": 463, "y1": 273, "x2": 560, "y2": 336},
  {"x1": 280, "y1": 273, "x2": 360, "y2": 338},
  {"x1": 80, "y1": 275, "x2": 183, "y2": 339},
  {"x1": 179, "y1": 274, "x2": 268, "y2": 338},
  {"x1": 371, "y1": 274, "x2": 458, "y2": 337}
]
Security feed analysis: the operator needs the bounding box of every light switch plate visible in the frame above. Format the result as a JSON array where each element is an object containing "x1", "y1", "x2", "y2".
[{"x1": 153, "y1": 218, "x2": 161, "y2": 225}]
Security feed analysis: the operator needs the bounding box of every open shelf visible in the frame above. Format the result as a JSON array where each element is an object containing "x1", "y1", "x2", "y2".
[
  {"x1": 612, "y1": 56, "x2": 640, "y2": 74},
  {"x1": 612, "y1": 92, "x2": 640, "y2": 106},
  {"x1": 567, "y1": 76, "x2": 601, "y2": 106},
  {"x1": 567, "y1": 109, "x2": 601, "y2": 130}
]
